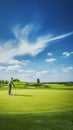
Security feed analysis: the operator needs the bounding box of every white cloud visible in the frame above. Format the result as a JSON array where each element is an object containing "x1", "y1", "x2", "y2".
[
  {"x1": 35, "y1": 70, "x2": 49, "y2": 77},
  {"x1": 18, "y1": 70, "x2": 49, "y2": 79},
  {"x1": 24, "y1": 70, "x2": 35, "y2": 73},
  {"x1": 18, "y1": 69, "x2": 25, "y2": 73},
  {"x1": 62, "y1": 51, "x2": 73, "y2": 57},
  {"x1": 13, "y1": 24, "x2": 33, "y2": 40},
  {"x1": 7, "y1": 65, "x2": 20, "y2": 71},
  {"x1": 0, "y1": 24, "x2": 73, "y2": 64},
  {"x1": 62, "y1": 66, "x2": 73, "y2": 72},
  {"x1": 0, "y1": 64, "x2": 21, "y2": 72},
  {"x1": 18, "y1": 69, "x2": 35, "y2": 73},
  {"x1": 0, "y1": 40, "x2": 16, "y2": 63},
  {"x1": 0, "y1": 66, "x2": 6, "y2": 71},
  {"x1": 47, "y1": 32, "x2": 73, "y2": 42},
  {"x1": 17, "y1": 69, "x2": 35, "y2": 81},
  {"x1": 9, "y1": 59, "x2": 29, "y2": 65},
  {"x1": 47, "y1": 52, "x2": 53, "y2": 56},
  {"x1": 46, "y1": 58, "x2": 57, "y2": 62}
]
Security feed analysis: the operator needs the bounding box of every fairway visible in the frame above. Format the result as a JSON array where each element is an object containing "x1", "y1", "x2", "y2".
[{"x1": 0, "y1": 89, "x2": 73, "y2": 130}]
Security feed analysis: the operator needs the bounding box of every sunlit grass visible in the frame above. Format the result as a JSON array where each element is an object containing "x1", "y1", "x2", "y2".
[
  {"x1": 0, "y1": 88, "x2": 73, "y2": 130},
  {"x1": 0, "y1": 89, "x2": 73, "y2": 114}
]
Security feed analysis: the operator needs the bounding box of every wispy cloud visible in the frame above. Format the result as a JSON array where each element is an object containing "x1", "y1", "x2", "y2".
[
  {"x1": 62, "y1": 66, "x2": 73, "y2": 72},
  {"x1": 0, "y1": 40, "x2": 16, "y2": 63},
  {"x1": 13, "y1": 24, "x2": 33, "y2": 40},
  {"x1": 35, "y1": 70, "x2": 49, "y2": 77},
  {"x1": 18, "y1": 69, "x2": 34, "y2": 73},
  {"x1": 62, "y1": 51, "x2": 73, "y2": 57},
  {"x1": 46, "y1": 58, "x2": 57, "y2": 62},
  {"x1": 18, "y1": 69, "x2": 49, "y2": 79},
  {"x1": 9, "y1": 59, "x2": 29, "y2": 65},
  {"x1": 0, "y1": 24, "x2": 73, "y2": 64},
  {"x1": 0, "y1": 64, "x2": 21, "y2": 71},
  {"x1": 47, "y1": 32, "x2": 73, "y2": 42}
]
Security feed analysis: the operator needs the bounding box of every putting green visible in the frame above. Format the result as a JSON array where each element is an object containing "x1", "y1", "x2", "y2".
[{"x1": 0, "y1": 89, "x2": 73, "y2": 114}]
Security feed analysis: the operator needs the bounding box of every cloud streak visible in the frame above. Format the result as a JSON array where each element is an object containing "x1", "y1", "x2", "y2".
[
  {"x1": 46, "y1": 58, "x2": 57, "y2": 63},
  {"x1": 47, "y1": 32, "x2": 73, "y2": 42}
]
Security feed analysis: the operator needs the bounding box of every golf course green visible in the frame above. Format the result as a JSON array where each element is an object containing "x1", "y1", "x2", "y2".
[{"x1": 0, "y1": 84, "x2": 73, "y2": 130}]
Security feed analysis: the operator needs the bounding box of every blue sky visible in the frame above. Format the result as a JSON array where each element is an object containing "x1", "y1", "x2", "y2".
[{"x1": 0, "y1": 0, "x2": 73, "y2": 82}]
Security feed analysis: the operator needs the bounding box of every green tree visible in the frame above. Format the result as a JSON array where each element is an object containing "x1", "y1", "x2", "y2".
[
  {"x1": 37, "y1": 78, "x2": 40, "y2": 83},
  {"x1": 13, "y1": 79, "x2": 20, "y2": 82}
]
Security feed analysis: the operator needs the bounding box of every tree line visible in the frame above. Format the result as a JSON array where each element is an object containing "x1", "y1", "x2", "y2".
[{"x1": 0, "y1": 79, "x2": 20, "y2": 84}]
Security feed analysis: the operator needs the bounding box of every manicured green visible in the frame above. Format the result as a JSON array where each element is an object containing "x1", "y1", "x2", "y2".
[
  {"x1": 0, "y1": 89, "x2": 73, "y2": 114},
  {"x1": 0, "y1": 87, "x2": 73, "y2": 130}
]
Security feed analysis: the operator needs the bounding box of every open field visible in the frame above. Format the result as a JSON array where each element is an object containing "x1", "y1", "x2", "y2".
[{"x1": 0, "y1": 87, "x2": 73, "y2": 130}]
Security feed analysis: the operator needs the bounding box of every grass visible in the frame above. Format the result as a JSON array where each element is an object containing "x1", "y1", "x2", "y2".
[
  {"x1": 44, "y1": 83, "x2": 73, "y2": 89},
  {"x1": 0, "y1": 81, "x2": 73, "y2": 89},
  {"x1": 0, "y1": 89, "x2": 73, "y2": 114},
  {"x1": 0, "y1": 110, "x2": 73, "y2": 130},
  {"x1": 0, "y1": 84, "x2": 73, "y2": 130}
]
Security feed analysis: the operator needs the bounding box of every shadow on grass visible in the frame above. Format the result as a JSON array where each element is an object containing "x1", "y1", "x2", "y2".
[
  {"x1": 0, "y1": 110, "x2": 73, "y2": 130},
  {"x1": 11, "y1": 94, "x2": 33, "y2": 97}
]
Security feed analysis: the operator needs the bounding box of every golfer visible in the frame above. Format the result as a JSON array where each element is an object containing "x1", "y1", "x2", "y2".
[{"x1": 8, "y1": 77, "x2": 15, "y2": 95}]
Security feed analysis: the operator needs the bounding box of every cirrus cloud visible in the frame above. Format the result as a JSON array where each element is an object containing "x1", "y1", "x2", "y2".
[{"x1": 0, "y1": 24, "x2": 73, "y2": 64}]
